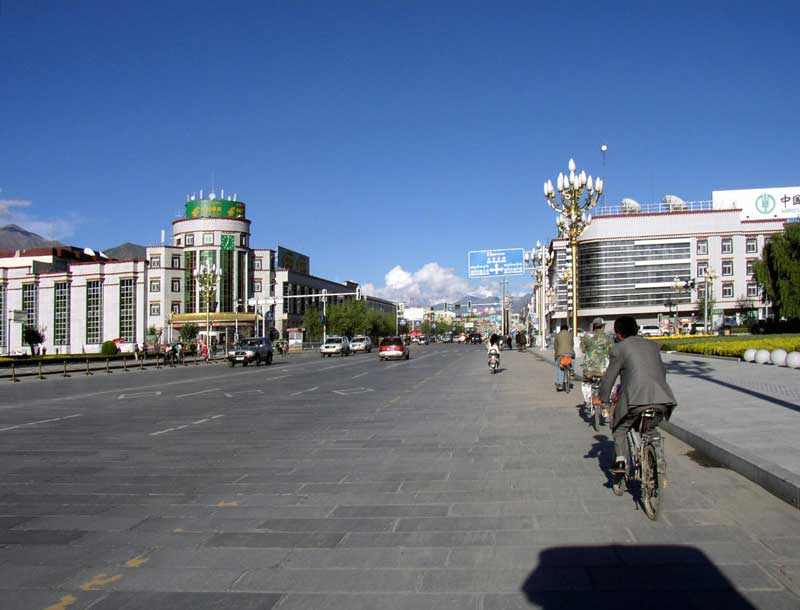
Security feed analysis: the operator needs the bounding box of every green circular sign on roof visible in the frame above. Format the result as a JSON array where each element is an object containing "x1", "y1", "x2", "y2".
[{"x1": 185, "y1": 199, "x2": 246, "y2": 219}]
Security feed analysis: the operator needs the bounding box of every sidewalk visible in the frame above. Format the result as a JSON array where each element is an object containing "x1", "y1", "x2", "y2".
[{"x1": 529, "y1": 346, "x2": 800, "y2": 508}]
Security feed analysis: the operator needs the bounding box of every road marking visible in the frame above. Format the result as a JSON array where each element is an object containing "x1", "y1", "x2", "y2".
[
  {"x1": 291, "y1": 386, "x2": 319, "y2": 396},
  {"x1": 389, "y1": 396, "x2": 402, "y2": 404},
  {"x1": 149, "y1": 427, "x2": 176, "y2": 436},
  {"x1": 80, "y1": 573, "x2": 122, "y2": 591},
  {"x1": 352, "y1": 372, "x2": 369, "y2": 379},
  {"x1": 125, "y1": 555, "x2": 149, "y2": 568},
  {"x1": 332, "y1": 387, "x2": 374, "y2": 396},
  {"x1": 224, "y1": 389, "x2": 264, "y2": 398},
  {"x1": 174, "y1": 425, "x2": 189, "y2": 430},
  {"x1": 217, "y1": 500, "x2": 240, "y2": 507},
  {"x1": 0, "y1": 413, "x2": 82, "y2": 433},
  {"x1": 118, "y1": 391, "x2": 162, "y2": 400},
  {"x1": 150, "y1": 414, "x2": 224, "y2": 436},
  {"x1": 192, "y1": 418, "x2": 210, "y2": 424},
  {"x1": 42, "y1": 595, "x2": 78, "y2": 610},
  {"x1": 175, "y1": 388, "x2": 220, "y2": 399},
  {"x1": 210, "y1": 414, "x2": 225, "y2": 419}
]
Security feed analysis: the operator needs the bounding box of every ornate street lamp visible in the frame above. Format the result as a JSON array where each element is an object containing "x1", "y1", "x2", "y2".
[
  {"x1": 702, "y1": 268, "x2": 717, "y2": 334},
  {"x1": 524, "y1": 241, "x2": 554, "y2": 350},
  {"x1": 193, "y1": 263, "x2": 222, "y2": 349},
  {"x1": 544, "y1": 158, "x2": 603, "y2": 336}
]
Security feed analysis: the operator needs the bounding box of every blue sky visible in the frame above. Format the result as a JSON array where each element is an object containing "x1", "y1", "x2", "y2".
[{"x1": 2, "y1": 1, "x2": 798, "y2": 303}]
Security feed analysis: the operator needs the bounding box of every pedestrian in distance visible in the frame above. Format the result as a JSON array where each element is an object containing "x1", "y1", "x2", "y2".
[
  {"x1": 554, "y1": 324, "x2": 574, "y2": 391},
  {"x1": 595, "y1": 316, "x2": 677, "y2": 473}
]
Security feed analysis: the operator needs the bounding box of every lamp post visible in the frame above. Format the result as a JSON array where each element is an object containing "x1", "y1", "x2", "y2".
[
  {"x1": 559, "y1": 267, "x2": 573, "y2": 333},
  {"x1": 524, "y1": 241, "x2": 554, "y2": 350},
  {"x1": 703, "y1": 268, "x2": 717, "y2": 334},
  {"x1": 544, "y1": 158, "x2": 603, "y2": 337},
  {"x1": 193, "y1": 263, "x2": 222, "y2": 349}
]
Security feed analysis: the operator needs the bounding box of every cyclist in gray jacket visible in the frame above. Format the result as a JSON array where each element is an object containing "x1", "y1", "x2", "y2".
[{"x1": 596, "y1": 316, "x2": 677, "y2": 472}]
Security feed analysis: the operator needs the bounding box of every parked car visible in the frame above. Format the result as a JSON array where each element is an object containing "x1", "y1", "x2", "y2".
[
  {"x1": 350, "y1": 336, "x2": 372, "y2": 353},
  {"x1": 468, "y1": 332, "x2": 483, "y2": 344},
  {"x1": 227, "y1": 337, "x2": 273, "y2": 366},
  {"x1": 320, "y1": 336, "x2": 351, "y2": 357},
  {"x1": 639, "y1": 325, "x2": 663, "y2": 337},
  {"x1": 417, "y1": 335, "x2": 429, "y2": 345},
  {"x1": 379, "y1": 336, "x2": 410, "y2": 361}
]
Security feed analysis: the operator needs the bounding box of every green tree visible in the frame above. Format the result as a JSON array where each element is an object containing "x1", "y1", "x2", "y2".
[
  {"x1": 327, "y1": 300, "x2": 369, "y2": 337},
  {"x1": 179, "y1": 323, "x2": 199, "y2": 345},
  {"x1": 754, "y1": 223, "x2": 800, "y2": 318},
  {"x1": 23, "y1": 327, "x2": 45, "y2": 356},
  {"x1": 735, "y1": 294, "x2": 757, "y2": 322},
  {"x1": 303, "y1": 306, "x2": 324, "y2": 342}
]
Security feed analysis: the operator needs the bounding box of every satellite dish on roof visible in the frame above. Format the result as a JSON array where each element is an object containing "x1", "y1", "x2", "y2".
[
  {"x1": 621, "y1": 198, "x2": 641, "y2": 213},
  {"x1": 663, "y1": 194, "x2": 687, "y2": 211}
]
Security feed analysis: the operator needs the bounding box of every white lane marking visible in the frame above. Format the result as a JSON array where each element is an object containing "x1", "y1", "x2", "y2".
[
  {"x1": 351, "y1": 372, "x2": 369, "y2": 379},
  {"x1": 0, "y1": 413, "x2": 82, "y2": 433},
  {"x1": 224, "y1": 389, "x2": 264, "y2": 398},
  {"x1": 291, "y1": 387, "x2": 319, "y2": 396},
  {"x1": 150, "y1": 414, "x2": 225, "y2": 436},
  {"x1": 118, "y1": 391, "x2": 162, "y2": 400},
  {"x1": 175, "y1": 388, "x2": 220, "y2": 399},
  {"x1": 332, "y1": 387, "x2": 374, "y2": 396}
]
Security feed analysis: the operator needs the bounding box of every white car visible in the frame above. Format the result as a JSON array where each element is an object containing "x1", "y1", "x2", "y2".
[
  {"x1": 639, "y1": 325, "x2": 663, "y2": 337},
  {"x1": 350, "y1": 336, "x2": 372, "y2": 353},
  {"x1": 320, "y1": 336, "x2": 351, "y2": 357}
]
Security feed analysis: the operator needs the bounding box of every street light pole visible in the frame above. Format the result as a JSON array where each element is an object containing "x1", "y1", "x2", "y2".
[
  {"x1": 193, "y1": 263, "x2": 222, "y2": 349},
  {"x1": 703, "y1": 268, "x2": 717, "y2": 334},
  {"x1": 544, "y1": 159, "x2": 604, "y2": 337}
]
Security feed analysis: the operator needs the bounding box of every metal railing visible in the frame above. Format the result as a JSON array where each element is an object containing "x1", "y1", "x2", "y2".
[{"x1": 593, "y1": 200, "x2": 713, "y2": 216}]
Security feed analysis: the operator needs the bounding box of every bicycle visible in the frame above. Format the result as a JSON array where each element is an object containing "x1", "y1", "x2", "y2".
[
  {"x1": 612, "y1": 407, "x2": 667, "y2": 520},
  {"x1": 584, "y1": 375, "x2": 606, "y2": 431}
]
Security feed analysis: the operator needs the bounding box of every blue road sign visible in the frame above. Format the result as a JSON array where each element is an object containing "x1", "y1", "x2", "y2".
[{"x1": 468, "y1": 248, "x2": 525, "y2": 278}]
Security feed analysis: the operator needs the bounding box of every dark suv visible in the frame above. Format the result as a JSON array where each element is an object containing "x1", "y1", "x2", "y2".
[{"x1": 227, "y1": 337, "x2": 273, "y2": 367}]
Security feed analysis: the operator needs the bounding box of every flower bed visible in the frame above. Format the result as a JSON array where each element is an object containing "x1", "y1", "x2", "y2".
[{"x1": 649, "y1": 334, "x2": 800, "y2": 358}]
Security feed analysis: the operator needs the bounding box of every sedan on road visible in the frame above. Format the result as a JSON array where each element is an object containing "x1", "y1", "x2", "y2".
[
  {"x1": 350, "y1": 336, "x2": 372, "y2": 353},
  {"x1": 379, "y1": 336, "x2": 410, "y2": 361},
  {"x1": 320, "y1": 336, "x2": 351, "y2": 357}
]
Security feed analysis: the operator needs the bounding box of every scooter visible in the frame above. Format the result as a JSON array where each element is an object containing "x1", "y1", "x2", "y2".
[{"x1": 488, "y1": 351, "x2": 499, "y2": 374}]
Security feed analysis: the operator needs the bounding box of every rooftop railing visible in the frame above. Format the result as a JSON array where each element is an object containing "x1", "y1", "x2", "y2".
[{"x1": 593, "y1": 200, "x2": 713, "y2": 216}]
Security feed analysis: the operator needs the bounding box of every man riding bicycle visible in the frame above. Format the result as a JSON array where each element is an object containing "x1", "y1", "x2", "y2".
[
  {"x1": 594, "y1": 316, "x2": 677, "y2": 473},
  {"x1": 580, "y1": 317, "x2": 614, "y2": 419},
  {"x1": 554, "y1": 325, "x2": 574, "y2": 392}
]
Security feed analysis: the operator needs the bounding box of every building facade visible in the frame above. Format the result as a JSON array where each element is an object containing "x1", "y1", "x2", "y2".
[
  {"x1": 540, "y1": 186, "x2": 796, "y2": 332},
  {"x1": 1, "y1": 192, "x2": 396, "y2": 354}
]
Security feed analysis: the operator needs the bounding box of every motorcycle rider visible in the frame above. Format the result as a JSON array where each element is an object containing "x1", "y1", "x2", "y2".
[
  {"x1": 580, "y1": 317, "x2": 614, "y2": 418},
  {"x1": 487, "y1": 333, "x2": 501, "y2": 366}
]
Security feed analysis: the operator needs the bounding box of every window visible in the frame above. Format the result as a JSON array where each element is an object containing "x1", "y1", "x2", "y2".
[
  {"x1": 0, "y1": 284, "x2": 5, "y2": 349},
  {"x1": 86, "y1": 280, "x2": 103, "y2": 344},
  {"x1": 746, "y1": 259, "x2": 755, "y2": 275},
  {"x1": 254, "y1": 258, "x2": 262, "y2": 270},
  {"x1": 240, "y1": 234, "x2": 247, "y2": 247},
  {"x1": 171, "y1": 302, "x2": 181, "y2": 314},
  {"x1": 185, "y1": 234, "x2": 195, "y2": 246},
  {"x1": 54, "y1": 281, "x2": 70, "y2": 346},
  {"x1": 722, "y1": 283, "x2": 734, "y2": 298},
  {"x1": 22, "y1": 283, "x2": 38, "y2": 330},
  {"x1": 721, "y1": 260, "x2": 733, "y2": 276},
  {"x1": 149, "y1": 303, "x2": 161, "y2": 316},
  {"x1": 747, "y1": 283, "x2": 760, "y2": 298},
  {"x1": 119, "y1": 278, "x2": 136, "y2": 342},
  {"x1": 721, "y1": 238, "x2": 733, "y2": 254},
  {"x1": 696, "y1": 239, "x2": 708, "y2": 255},
  {"x1": 254, "y1": 281, "x2": 262, "y2": 293},
  {"x1": 203, "y1": 233, "x2": 214, "y2": 245},
  {"x1": 150, "y1": 256, "x2": 161, "y2": 269},
  {"x1": 171, "y1": 278, "x2": 181, "y2": 293},
  {"x1": 172, "y1": 255, "x2": 181, "y2": 268},
  {"x1": 746, "y1": 238, "x2": 758, "y2": 254},
  {"x1": 175, "y1": 237, "x2": 182, "y2": 247},
  {"x1": 149, "y1": 279, "x2": 161, "y2": 293},
  {"x1": 184, "y1": 251, "x2": 196, "y2": 314},
  {"x1": 697, "y1": 262, "x2": 708, "y2": 277}
]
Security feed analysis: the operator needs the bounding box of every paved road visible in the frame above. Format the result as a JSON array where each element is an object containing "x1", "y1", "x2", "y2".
[{"x1": 1, "y1": 344, "x2": 799, "y2": 609}]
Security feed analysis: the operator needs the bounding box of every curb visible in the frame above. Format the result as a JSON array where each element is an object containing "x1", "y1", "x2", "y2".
[{"x1": 529, "y1": 347, "x2": 800, "y2": 510}]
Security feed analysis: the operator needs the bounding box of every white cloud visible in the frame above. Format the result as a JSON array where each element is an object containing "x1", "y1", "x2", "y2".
[
  {"x1": 0, "y1": 198, "x2": 77, "y2": 240},
  {"x1": 362, "y1": 262, "x2": 499, "y2": 304}
]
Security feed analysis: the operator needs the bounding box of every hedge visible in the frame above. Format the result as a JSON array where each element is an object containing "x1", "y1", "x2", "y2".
[{"x1": 649, "y1": 334, "x2": 800, "y2": 358}]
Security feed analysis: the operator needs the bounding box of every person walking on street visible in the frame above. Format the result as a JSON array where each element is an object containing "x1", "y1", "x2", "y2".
[
  {"x1": 595, "y1": 316, "x2": 677, "y2": 473},
  {"x1": 554, "y1": 325, "x2": 574, "y2": 392},
  {"x1": 580, "y1": 318, "x2": 615, "y2": 416}
]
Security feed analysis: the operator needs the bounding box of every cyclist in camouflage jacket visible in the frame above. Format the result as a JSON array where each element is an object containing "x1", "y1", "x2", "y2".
[{"x1": 580, "y1": 318, "x2": 615, "y2": 409}]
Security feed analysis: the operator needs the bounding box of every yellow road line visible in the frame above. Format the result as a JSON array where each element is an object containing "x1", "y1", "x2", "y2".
[
  {"x1": 80, "y1": 573, "x2": 122, "y2": 591},
  {"x1": 42, "y1": 595, "x2": 77, "y2": 610}
]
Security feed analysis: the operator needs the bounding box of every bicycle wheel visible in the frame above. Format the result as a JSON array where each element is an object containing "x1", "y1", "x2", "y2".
[
  {"x1": 593, "y1": 404, "x2": 600, "y2": 431},
  {"x1": 641, "y1": 444, "x2": 661, "y2": 520},
  {"x1": 564, "y1": 369, "x2": 571, "y2": 394}
]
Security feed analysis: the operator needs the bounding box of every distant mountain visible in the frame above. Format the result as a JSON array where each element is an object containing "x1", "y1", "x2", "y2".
[
  {"x1": 104, "y1": 242, "x2": 147, "y2": 261},
  {"x1": 0, "y1": 224, "x2": 61, "y2": 251}
]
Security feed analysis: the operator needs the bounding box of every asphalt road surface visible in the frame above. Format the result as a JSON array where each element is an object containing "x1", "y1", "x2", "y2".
[{"x1": 1, "y1": 344, "x2": 799, "y2": 609}]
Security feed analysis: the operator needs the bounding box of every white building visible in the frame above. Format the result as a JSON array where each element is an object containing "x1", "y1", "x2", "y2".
[
  {"x1": 1, "y1": 192, "x2": 395, "y2": 355},
  {"x1": 541, "y1": 186, "x2": 798, "y2": 332}
]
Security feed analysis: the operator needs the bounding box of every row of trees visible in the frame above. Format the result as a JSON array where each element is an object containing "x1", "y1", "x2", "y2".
[
  {"x1": 754, "y1": 222, "x2": 800, "y2": 319},
  {"x1": 302, "y1": 300, "x2": 396, "y2": 342}
]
